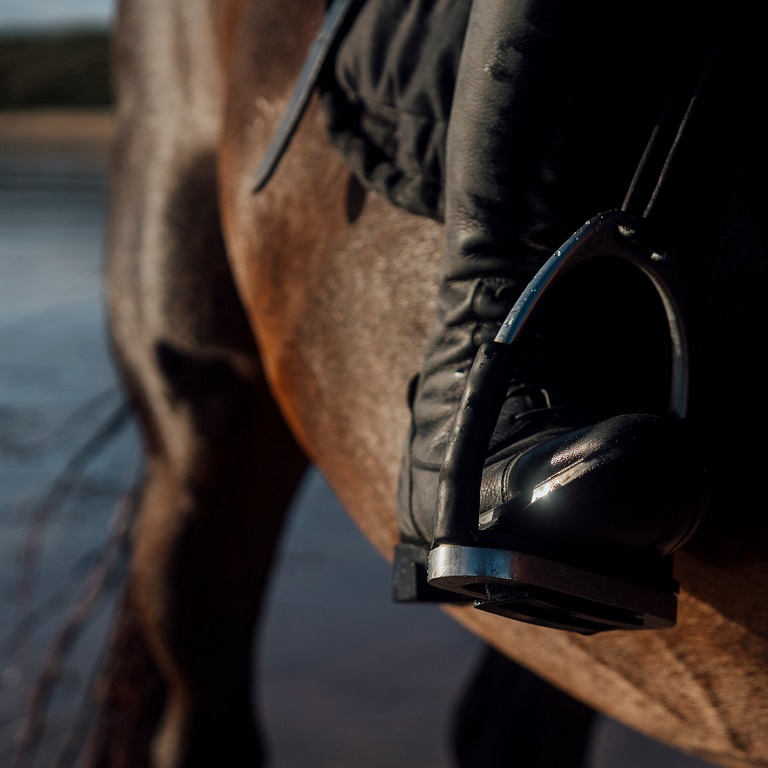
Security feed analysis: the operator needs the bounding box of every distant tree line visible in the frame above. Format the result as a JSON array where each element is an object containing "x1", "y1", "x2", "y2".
[{"x1": 0, "y1": 29, "x2": 112, "y2": 109}]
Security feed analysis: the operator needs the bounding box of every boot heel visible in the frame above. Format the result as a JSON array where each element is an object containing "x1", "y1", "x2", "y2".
[{"x1": 392, "y1": 543, "x2": 472, "y2": 604}]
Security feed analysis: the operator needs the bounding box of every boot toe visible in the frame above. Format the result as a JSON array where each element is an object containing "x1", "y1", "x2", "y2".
[{"x1": 478, "y1": 413, "x2": 707, "y2": 563}]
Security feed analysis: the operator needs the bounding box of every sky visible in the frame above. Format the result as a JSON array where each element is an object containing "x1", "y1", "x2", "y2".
[{"x1": 0, "y1": 0, "x2": 114, "y2": 32}]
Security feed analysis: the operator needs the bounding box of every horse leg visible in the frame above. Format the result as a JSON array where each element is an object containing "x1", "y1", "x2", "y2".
[
  {"x1": 452, "y1": 645, "x2": 596, "y2": 767},
  {"x1": 131, "y1": 352, "x2": 306, "y2": 768},
  {"x1": 82, "y1": 2, "x2": 308, "y2": 765},
  {"x1": 88, "y1": 170, "x2": 307, "y2": 768}
]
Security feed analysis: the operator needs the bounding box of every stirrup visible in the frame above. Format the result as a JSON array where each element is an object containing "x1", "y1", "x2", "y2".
[{"x1": 402, "y1": 210, "x2": 695, "y2": 634}]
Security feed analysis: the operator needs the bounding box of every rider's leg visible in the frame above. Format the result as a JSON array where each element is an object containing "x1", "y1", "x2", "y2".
[{"x1": 398, "y1": 0, "x2": 704, "y2": 564}]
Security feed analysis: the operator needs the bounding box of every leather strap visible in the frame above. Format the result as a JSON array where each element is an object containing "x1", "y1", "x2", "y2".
[
  {"x1": 252, "y1": 0, "x2": 360, "y2": 192},
  {"x1": 622, "y1": 16, "x2": 730, "y2": 220}
]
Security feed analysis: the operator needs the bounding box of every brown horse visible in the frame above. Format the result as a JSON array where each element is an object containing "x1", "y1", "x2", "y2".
[{"x1": 90, "y1": 0, "x2": 768, "y2": 766}]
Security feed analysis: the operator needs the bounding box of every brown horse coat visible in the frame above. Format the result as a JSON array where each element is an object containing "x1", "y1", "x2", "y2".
[{"x1": 98, "y1": 0, "x2": 768, "y2": 766}]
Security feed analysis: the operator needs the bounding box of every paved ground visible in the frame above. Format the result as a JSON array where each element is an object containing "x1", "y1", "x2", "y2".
[{"x1": 0, "y1": 113, "x2": 717, "y2": 768}]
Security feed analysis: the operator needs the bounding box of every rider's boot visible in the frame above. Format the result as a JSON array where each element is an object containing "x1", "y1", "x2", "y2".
[{"x1": 395, "y1": 0, "x2": 707, "y2": 614}]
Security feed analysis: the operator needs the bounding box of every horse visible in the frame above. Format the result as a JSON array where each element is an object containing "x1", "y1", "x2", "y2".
[{"x1": 85, "y1": 0, "x2": 768, "y2": 766}]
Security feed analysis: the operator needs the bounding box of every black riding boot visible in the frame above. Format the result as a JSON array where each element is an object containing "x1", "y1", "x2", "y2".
[{"x1": 395, "y1": 0, "x2": 707, "y2": 627}]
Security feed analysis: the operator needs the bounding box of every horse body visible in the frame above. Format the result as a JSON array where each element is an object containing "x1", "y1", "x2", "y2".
[{"x1": 98, "y1": 0, "x2": 768, "y2": 766}]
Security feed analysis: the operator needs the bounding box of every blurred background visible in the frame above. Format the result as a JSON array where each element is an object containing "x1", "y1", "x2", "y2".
[{"x1": 0, "y1": 3, "x2": 718, "y2": 766}]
